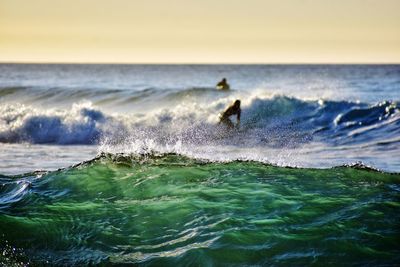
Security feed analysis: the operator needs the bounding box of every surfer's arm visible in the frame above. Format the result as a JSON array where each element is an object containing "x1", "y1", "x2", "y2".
[{"x1": 236, "y1": 110, "x2": 241, "y2": 127}]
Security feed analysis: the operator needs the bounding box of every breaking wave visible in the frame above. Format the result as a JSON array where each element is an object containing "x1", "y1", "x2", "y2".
[{"x1": 0, "y1": 93, "x2": 398, "y2": 151}]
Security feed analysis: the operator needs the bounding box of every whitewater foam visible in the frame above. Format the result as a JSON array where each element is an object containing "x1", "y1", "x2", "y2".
[{"x1": 0, "y1": 102, "x2": 125, "y2": 144}]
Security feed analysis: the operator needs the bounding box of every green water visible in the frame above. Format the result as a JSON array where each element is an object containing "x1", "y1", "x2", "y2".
[{"x1": 1, "y1": 153, "x2": 399, "y2": 266}]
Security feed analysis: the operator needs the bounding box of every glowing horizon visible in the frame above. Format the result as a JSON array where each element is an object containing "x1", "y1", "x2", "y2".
[{"x1": 0, "y1": 0, "x2": 399, "y2": 63}]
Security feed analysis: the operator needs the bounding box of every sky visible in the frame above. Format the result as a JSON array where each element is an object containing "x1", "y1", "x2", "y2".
[{"x1": 0, "y1": 0, "x2": 399, "y2": 63}]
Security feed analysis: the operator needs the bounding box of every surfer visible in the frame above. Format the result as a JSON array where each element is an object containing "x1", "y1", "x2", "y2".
[
  {"x1": 219, "y1": 99, "x2": 241, "y2": 129},
  {"x1": 216, "y1": 78, "x2": 230, "y2": 90}
]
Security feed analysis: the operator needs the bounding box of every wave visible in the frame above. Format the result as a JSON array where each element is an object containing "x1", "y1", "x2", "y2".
[
  {"x1": 0, "y1": 152, "x2": 398, "y2": 208},
  {"x1": 1, "y1": 94, "x2": 398, "y2": 149},
  {"x1": 1, "y1": 153, "x2": 399, "y2": 266},
  {"x1": 0, "y1": 86, "x2": 231, "y2": 107}
]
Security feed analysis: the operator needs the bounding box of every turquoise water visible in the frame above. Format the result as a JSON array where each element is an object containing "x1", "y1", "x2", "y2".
[{"x1": 1, "y1": 153, "x2": 399, "y2": 266}]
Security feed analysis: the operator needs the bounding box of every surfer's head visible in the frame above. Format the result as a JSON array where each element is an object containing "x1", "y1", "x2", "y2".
[{"x1": 234, "y1": 99, "x2": 240, "y2": 108}]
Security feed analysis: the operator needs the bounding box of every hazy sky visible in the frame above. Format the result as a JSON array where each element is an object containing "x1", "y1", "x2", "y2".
[{"x1": 1, "y1": 0, "x2": 399, "y2": 63}]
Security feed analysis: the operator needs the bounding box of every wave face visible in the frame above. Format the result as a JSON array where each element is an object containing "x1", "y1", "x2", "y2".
[{"x1": 0, "y1": 154, "x2": 399, "y2": 266}]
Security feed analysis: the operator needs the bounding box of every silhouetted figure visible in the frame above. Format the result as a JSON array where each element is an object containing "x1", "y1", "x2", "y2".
[
  {"x1": 219, "y1": 99, "x2": 241, "y2": 129},
  {"x1": 216, "y1": 78, "x2": 230, "y2": 90}
]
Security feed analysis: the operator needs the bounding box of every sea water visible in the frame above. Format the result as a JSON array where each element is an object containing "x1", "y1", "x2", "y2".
[{"x1": 0, "y1": 64, "x2": 399, "y2": 265}]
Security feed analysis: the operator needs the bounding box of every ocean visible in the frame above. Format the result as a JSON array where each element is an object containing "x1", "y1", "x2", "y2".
[{"x1": 0, "y1": 64, "x2": 399, "y2": 265}]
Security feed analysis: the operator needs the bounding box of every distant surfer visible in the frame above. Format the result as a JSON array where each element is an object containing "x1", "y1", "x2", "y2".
[
  {"x1": 219, "y1": 99, "x2": 241, "y2": 129},
  {"x1": 216, "y1": 78, "x2": 230, "y2": 90}
]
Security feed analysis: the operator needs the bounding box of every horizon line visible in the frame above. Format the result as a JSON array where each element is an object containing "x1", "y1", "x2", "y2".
[{"x1": 1, "y1": 61, "x2": 400, "y2": 65}]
